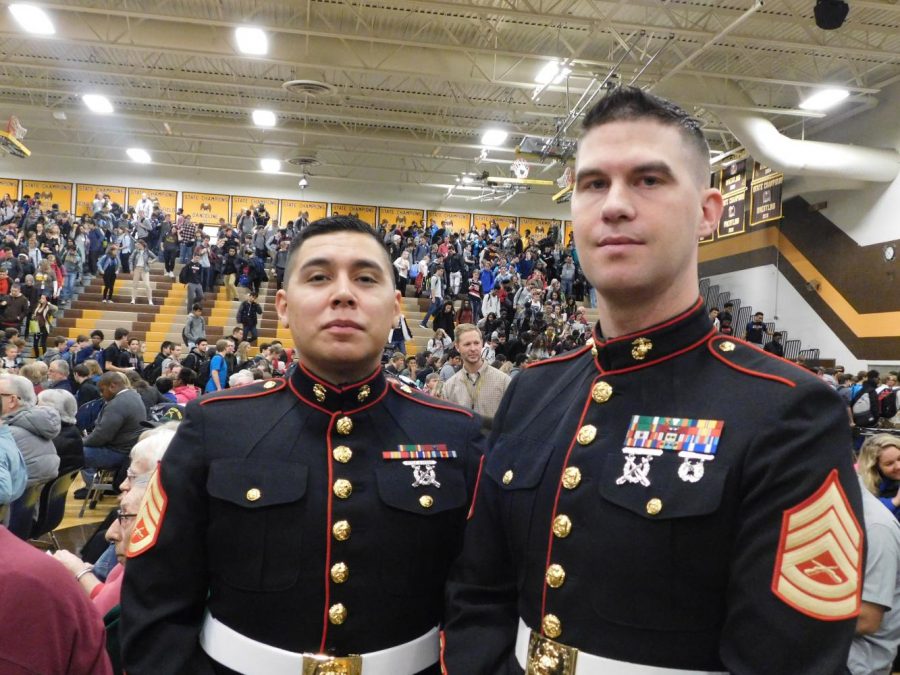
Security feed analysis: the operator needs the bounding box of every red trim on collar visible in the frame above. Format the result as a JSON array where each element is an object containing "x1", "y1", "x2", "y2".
[
  {"x1": 707, "y1": 337, "x2": 797, "y2": 388},
  {"x1": 342, "y1": 385, "x2": 388, "y2": 415},
  {"x1": 594, "y1": 328, "x2": 716, "y2": 376},
  {"x1": 525, "y1": 344, "x2": 591, "y2": 369},
  {"x1": 198, "y1": 378, "x2": 287, "y2": 405},
  {"x1": 540, "y1": 377, "x2": 597, "y2": 631},
  {"x1": 299, "y1": 362, "x2": 382, "y2": 394},
  {"x1": 390, "y1": 382, "x2": 474, "y2": 417},
  {"x1": 593, "y1": 297, "x2": 704, "y2": 346},
  {"x1": 467, "y1": 455, "x2": 486, "y2": 520}
]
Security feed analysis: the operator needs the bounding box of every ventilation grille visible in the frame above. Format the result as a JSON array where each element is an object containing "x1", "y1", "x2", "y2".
[{"x1": 282, "y1": 80, "x2": 336, "y2": 97}]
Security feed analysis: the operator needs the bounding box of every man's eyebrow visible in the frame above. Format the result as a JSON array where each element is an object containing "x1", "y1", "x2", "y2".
[
  {"x1": 298, "y1": 257, "x2": 386, "y2": 272},
  {"x1": 575, "y1": 161, "x2": 676, "y2": 183}
]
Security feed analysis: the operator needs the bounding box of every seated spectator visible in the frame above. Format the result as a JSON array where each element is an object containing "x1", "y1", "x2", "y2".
[
  {"x1": 440, "y1": 350, "x2": 460, "y2": 381},
  {"x1": 0, "y1": 373, "x2": 60, "y2": 485},
  {"x1": 427, "y1": 329, "x2": 452, "y2": 361},
  {"x1": 228, "y1": 369, "x2": 255, "y2": 388},
  {"x1": 0, "y1": 423, "x2": 26, "y2": 504},
  {"x1": 125, "y1": 370, "x2": 167, "y2": 415},
  {"x1": 858, "y1": 433, "x2": 900, "y2": 520},
  {"x1": 19, "y1": 361, "x2": 47, "y2": 394},
  {"x1": 848, "y1": 475, "x2": 900, "y2": 675},
  {"x1": 74, "y1": 362, "x2": 101, "y2": 407},
  {"x1": 155, "y1": 376, "x2": 177, "y2": 403},
  {"x1": 47, "y1": 358, "x2": 74, "y2": 392},
  {"x1": 37, "y1": 388, "x2": 84, "y2": 475},
  {"x1": 0, "y1": 518, "x2": 112, "y2": 674},
  {"x1": 172, "y1": 368, "x2": 200, "y2": 404},
  {"x1": 82, "y1": 372, "x2": 147, "y2": 479},
  {"x1": 424, "y1": 372, "x2": 442, "y2": 398}
]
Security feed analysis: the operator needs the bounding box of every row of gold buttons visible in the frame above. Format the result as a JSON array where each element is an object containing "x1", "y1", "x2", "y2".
[{"x1": 329, "y1": 416, "x2": 354, "y2": 626}]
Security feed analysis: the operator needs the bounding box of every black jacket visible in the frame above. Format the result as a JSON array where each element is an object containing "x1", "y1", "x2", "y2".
[
  {"x1": 53, "y1": 422, "x2": 84, "y2": 476},
  {"x1": 122, "y1": 368, "x2": 485, "y2": 674},
  {"x1": 444, "y1": 299, "x2": 863, "y2": 675}
]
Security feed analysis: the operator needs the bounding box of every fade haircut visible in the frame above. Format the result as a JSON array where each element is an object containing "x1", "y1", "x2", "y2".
[
  {"x1": 283, "y1": 215, "x2": 394, "y2": 289},
  {"x1": 580, "y1": 86, "x2": 710, "y2": 186}
]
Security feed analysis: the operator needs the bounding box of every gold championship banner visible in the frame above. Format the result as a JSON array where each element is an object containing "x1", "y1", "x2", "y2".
[
  {"x1": 279, "y1": 199, "x2": 327, "y2": 224},
  {"x1": 720, "y1": 159, "x2": 748, "y2": 197},
  {"x1": 378, "y1": 207, "x2": 424, "y2": 228},
  {"x1": 182, "y1": 192, "x2": 230, "y2": 225},
  {"x1": 563, "y1": 220, "x2": 574, "y2": 247},
  {"x1": 76, "y1": 184, "x2": 126, "y2": 217},
  {"x1": 232, "y1": 195, "x2": 278, "y2": 224},
  {"x1": 718, "y1": 189, "x2": 747, "y2": 239},
  {"x1": 425, "y1": 211, "x2": 471, "y2": 233},
  {"x1": 473, "y1": 214, "x2": 515, "y2": 232},
  {"x1": 700, "y1": 229, "x2": 716, "y2": 245},
  {"x1": 750, "y1": 174, "x2": 784, "y2": 227},
  {"x1": 331, "y1": 203, "x2": 377, "y2": 226},
  {"x1": 518, "y1": 217, "x2": 560, "y2": 241},
  {"x1": 0, "y1": 177, "x2": 18, "y2": 200},
  {"x1": 127, "y1": 187, "x2": 177, "y2": 218},
  {"x1": 22, "y1": 180, "x2": 73, "y2": 212}
]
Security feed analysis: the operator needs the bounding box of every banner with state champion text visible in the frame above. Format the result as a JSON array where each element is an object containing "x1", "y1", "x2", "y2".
[
  {"x1": 279, "y1": 199, "x2": 328, "y2": 224},
  {"x1": 76, "y1": 184, "x2": 126, "y2": 217},
  {"x1": 378, "y1": 207, "x2": 425, "y2": 228},
  {"x1": 22, "y1": 180, "x2": 74, "y2": 213},
  {"x1": 0, "y1": 178, "x2": 18, "y2": 200},
  {"x1": 331, "y1": 203, "x2": 377, "y2": 226},
  {"x1": 425, "y1": 210, "x2": 471, "y2": 233},
  {"x1": 126, "y1": 188, "x2": 178, "y2": 218},
  {"x1": 182, "y1": 192, "x2": 230, "y2": 225}
]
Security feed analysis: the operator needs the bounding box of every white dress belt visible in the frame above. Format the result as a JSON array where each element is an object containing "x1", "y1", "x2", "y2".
[
  {"x1": 515, "y1": 619, "x2": 729, "y2": 675},
  {"x1": 199, "y1": 612, "x2": 439, "y2": 675}
]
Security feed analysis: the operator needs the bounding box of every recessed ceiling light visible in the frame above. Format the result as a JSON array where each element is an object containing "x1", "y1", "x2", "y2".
[
  {"x1": 481, "y1": 129, "x2": 508, "y2": 147},
  {"x1": 236, "y1": 27, "x2": 268, "y2": 55},
  {"x1": 8, "y1": 4, "x2": 55, "y2": 35},
  {"x1": 534, "y1": 60, "x2": 571, "y2": 85},
  {"x1": 252, "y1": 109, "x2": 276, "y2": 127},
  {"x1": 126, "y1": 148, "x2": 152, "y2": 164},
  {"x1": 799, "y1": 88, "x2": 850, "y2": 111},
  {"x1": 82, "y1": 94, "x2": 113, "y2": 114},
  {"x1": 260, "y1": 159, "x2": 281, "y2": 173}
]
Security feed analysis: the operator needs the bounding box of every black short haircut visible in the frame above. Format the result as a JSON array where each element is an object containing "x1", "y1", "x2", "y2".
[
  {"x1": 90, "y1": 329, "x2": 105, "y2": 340},
  {"x1": 283, "y1": 216, "x2": 394, "y2": 289},
  {"x1": 114, "y1": 327, "x2": 130, "y2": 341},
  {"x1": 160, "y1": 340, "x2": 174, "y2": 352},
  {"x1": 580, "y1": 85, "x2": 710, "y2": 185}
]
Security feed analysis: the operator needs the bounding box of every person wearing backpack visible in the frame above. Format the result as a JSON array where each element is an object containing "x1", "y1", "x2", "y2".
[
  {"x1": 181, "y1": 304, "x2": 206, "y2": 349},
  {"x1": 877, "y1": 373, "x2": 899, "y2": 421},
  {"x1": 851, "y1": 370, "x2": 882, "y2": 428}
]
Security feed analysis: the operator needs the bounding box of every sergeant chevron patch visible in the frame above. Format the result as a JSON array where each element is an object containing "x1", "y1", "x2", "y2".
[
  {"x1": 126, "y1": 465, "x2": 168, "y2": 558},
  {"x1": 771, "y1": 469, "x2": 862, "y2": 621}
]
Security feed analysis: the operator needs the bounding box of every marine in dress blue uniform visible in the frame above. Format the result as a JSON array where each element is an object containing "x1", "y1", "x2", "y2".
[
  {"x1": 442, "y1": 87, "x2": 863, "y2": 675},
  {"x1": 121, "y1": 216, "x2": 485, "y2": 675}
]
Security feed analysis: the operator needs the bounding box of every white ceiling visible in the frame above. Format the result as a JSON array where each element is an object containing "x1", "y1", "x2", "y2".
[{"x1": 0, "y1": 0, "x2": 897, "y2": 204}]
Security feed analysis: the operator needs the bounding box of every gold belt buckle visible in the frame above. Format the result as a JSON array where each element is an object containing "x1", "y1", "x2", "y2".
[
  {"x1": 301, "y1": 654, "x2": 363, "y2": 675},
  {"x1": 525, "y1": 630, "x2": 578, "y2": 675}
]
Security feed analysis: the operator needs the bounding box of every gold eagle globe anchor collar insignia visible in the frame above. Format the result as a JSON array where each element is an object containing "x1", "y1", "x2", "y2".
[{"x1": 291, "y1": 364, "x2": 386, "y2": 412}]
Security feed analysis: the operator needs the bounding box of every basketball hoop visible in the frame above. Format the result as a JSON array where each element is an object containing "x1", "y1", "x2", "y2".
[
  {"x1": 6, "y1": 116, "x2": 26, "y2": 140},
  {"x1": 0, "y1": 116, "x2": 30, "y2": 158}
]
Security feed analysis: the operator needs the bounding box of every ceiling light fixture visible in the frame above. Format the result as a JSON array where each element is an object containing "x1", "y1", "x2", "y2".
[
  {"x1": 799, "y1": 88, "x2": 850, "y2": 111},
  {"x1": 8, "y1": 4, "x2": 55, "y2": 35},
  {"x1": 236, "y1": 26, "x2": 268, "y2": 55},
  {"x1": 534, "y1": 60, "x2": 571, "y2": 85},
  {"x1": 252, "y1": 109, "x2": 277, "y2": 127},
  {"x1": 298, "y1": 175, "x2": 309, "y2": 189},
  {"x1": 126, "y1": 148, "x2": 152, "y2": 164},
  {"x1": 82, "y1": 94, "x2": 113, "y2": 114},
  {"x1": 481, "y1": 129, "x2": 508, "y2": 147},
  {"x1": 260, "y1": 158, "x2": 281, "y2": 173}
]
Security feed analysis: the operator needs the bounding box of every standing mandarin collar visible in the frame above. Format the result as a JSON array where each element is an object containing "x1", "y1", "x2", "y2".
[
  {"x1": 290, "y1": 362, "x2": 388, "y2": 413},
  {"x1": 590, "y1": 297, "x2": 715, "y2": 374}
]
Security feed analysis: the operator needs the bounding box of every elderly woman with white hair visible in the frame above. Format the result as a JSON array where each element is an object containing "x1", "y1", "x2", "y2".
[
  {"x1": 37, "y1": 388, "x2": 84, "y2": 476},
  {"x1": 0, "y1": 373, "x2": 60, "y2": 485}
]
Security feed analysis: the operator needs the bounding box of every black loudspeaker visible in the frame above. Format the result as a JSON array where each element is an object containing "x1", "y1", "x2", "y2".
[{"x1": 814, "y1": 0, "x2": 849, "y2": 29}]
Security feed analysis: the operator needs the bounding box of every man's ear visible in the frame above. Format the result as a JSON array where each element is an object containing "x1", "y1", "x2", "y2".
[{"x1": 698, "y1": 188, "x2": 724, "y2": 240}]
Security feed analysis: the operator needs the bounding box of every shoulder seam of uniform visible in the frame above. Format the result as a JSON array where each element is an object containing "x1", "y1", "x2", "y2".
[
  {"x1": 707, "y1": 337, "x2": 797, "y2": 388},
  {"x1": 389, "y1": 381, "x2": 474, "y2": 417},
  {"x1": 199, "y1": 377, "x2": 287, "y2": 405},
  {"x1": 526, "y1": 344, "x2": 591, "y2": 369}
]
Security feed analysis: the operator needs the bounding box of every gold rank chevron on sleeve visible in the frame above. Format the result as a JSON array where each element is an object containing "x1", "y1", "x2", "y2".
[{"x1": 771, "y1": 469, "x2": 863, "y2": 621}]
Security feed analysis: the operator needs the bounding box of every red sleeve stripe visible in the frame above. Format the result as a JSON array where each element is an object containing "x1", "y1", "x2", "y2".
[
  {"x1": 467, "y1": 454, "x2": 486, "y2": 520},
  {"x1": 199, "y1": 379, "x2": 287, "y2": 405}
]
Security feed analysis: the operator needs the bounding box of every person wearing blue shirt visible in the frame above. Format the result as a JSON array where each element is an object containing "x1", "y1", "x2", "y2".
[
  {"x1": 0, "y1": 424, "x2": 26, "y2": 505},
  {"x1": 205, "y1": 339, "x2": 233, "y2": 393}
]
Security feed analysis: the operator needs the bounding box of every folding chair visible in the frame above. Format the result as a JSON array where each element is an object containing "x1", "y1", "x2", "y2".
[
  {"x1": 78, "y1": 468, "x2": 118, "y2": 518},
  {"x1": 31, "y1": 469, "x2": 81, "y2": 549}
]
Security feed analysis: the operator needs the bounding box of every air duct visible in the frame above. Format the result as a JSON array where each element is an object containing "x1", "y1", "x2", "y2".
[{"x1": 655, "y1": 78, "x2": 900, "y2": 183}]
